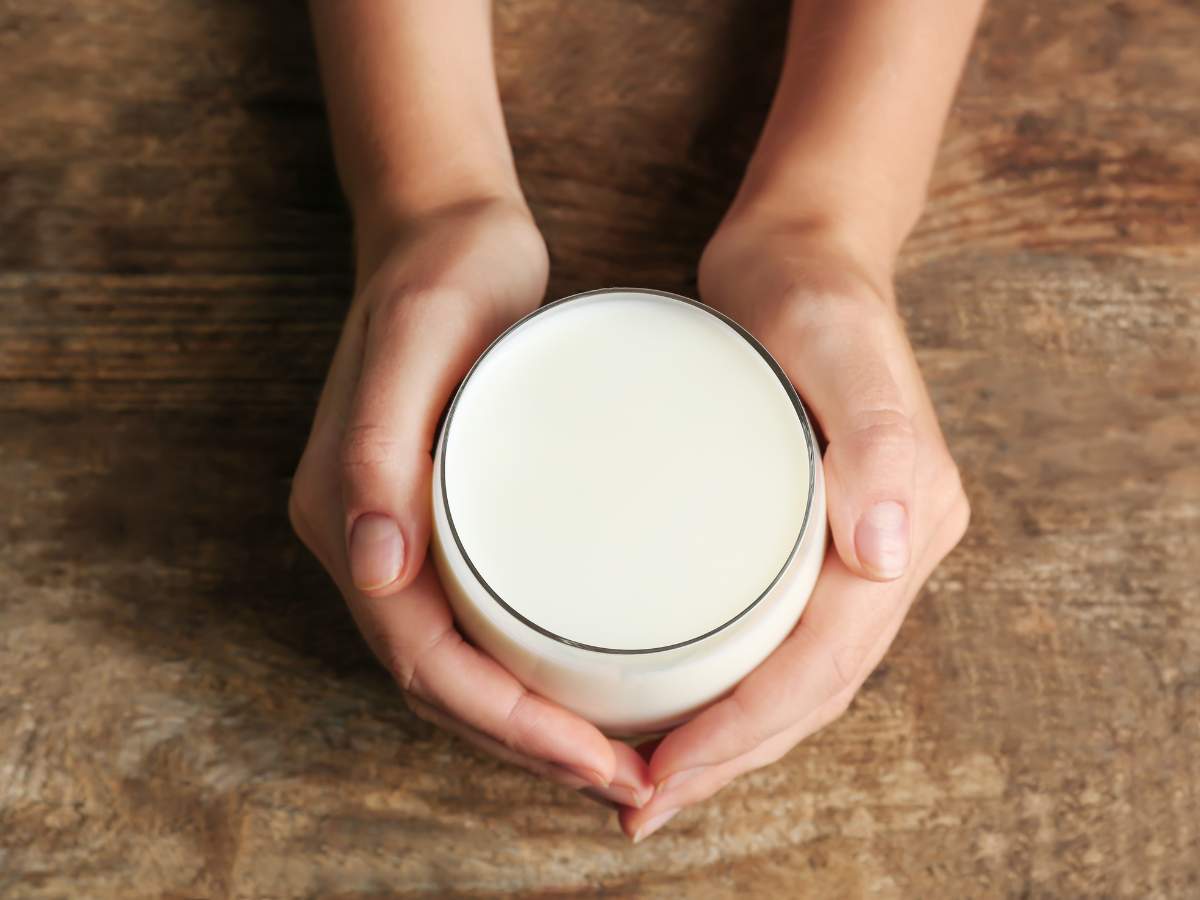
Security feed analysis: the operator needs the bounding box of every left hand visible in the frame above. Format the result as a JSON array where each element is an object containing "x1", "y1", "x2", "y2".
[
  {"x1": 288, "y1": 198, "x2": 653, "y2": 808},
  {"x1": 621, "y1": 212, "x2": 971, "y2": 841}
]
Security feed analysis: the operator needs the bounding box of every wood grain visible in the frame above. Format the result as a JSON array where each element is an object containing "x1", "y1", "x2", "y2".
[{"x1": 1, "y1": 0, "x2": 1197, "y2": 897}]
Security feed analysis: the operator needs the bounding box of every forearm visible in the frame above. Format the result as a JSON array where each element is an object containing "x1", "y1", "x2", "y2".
[
  {"x1": 308, "y1": 1, "x2": 521, "y2": 259},
  {"x1": 728, "y1": 0, "x2": 985, "y2": 264}
]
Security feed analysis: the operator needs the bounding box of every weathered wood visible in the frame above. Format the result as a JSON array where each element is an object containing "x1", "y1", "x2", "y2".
[{"x1": 0, "y1": 0, "x2": 1197, "y2": 897}]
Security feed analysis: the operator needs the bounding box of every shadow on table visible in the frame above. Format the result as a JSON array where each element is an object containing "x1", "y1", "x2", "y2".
[{"x1": 58, "y1": 0, "x2": 791, "y2": 729}]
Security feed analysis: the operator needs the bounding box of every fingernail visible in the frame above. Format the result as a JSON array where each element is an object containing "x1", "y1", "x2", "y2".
[
  {"x1": 584, "y1": 782, "x2": 651, "y2": 808},
  {"x1": 855, "y1": 501, "x2": 909, "y2": 579},
  {"x1": 609, "y1": 782, "x2": 657, "y2": 811},
  {"x1": 564, "y1": 764, "x2": 610, "y2": 789},
  {"x1": 349, "y1": 514, "x2": 404, "y2": 590},
  {"x1": 633, "y1": 809, "x2": 679, "y2": 843},
  {"x1": 656, "y1": 766, "x2": 705, "y2": 795}
]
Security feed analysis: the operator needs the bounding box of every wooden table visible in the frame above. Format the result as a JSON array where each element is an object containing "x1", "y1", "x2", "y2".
[{"x1": 2, "y1": 1, "x2": 1197, "y2": 896}]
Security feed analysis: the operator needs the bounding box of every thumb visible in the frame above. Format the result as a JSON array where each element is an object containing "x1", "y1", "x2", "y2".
[
  {"x1": 341, "y1": 290, "x2": 490, "y2": 597},
  {"x1": 781, "y1": 303, "x2": 917, "y2": 582},
  {"x1": 823, "y1": 403, "x2": 916, "y2": 582}
]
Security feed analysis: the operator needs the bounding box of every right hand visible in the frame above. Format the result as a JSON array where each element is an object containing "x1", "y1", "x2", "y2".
[{"x1": 288, "y1": 196, "x2": 653, "y2": 808}]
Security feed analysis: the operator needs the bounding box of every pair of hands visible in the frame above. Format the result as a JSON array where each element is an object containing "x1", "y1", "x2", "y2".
[{"x1": 289, "y1": 196, "x2": 970, "y2": 841}]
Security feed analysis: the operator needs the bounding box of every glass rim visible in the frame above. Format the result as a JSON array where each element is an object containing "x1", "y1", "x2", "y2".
[{"x1": 438, "y1": 286, "x2": 819, "y2": 655}]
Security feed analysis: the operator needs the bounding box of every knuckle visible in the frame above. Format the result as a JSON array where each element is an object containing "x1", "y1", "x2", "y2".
[
  {"x1": 500, "y1": 691, "x2": 544, "y2": 753},
  {"x1": 391, "y1": 627, "x2": 458, "y2": 698},
  {"x1": 340, "y1": 423, "x2": 403, "y2": 472},
  {"x1": 845, "y1": 407, "x2": 918, "y2": 467},
  {"x1": 848, "y1": 407, "x2": 917, "y2": 445}
]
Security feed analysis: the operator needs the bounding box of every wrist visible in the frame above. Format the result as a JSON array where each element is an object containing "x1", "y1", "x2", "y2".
[
  {"x1": 703, "y1": 200, "x2": 897, "y2": 307},
  {"x1": 732, "y1": 174, "x2": 916, "y2": 266},
  {"x1": 353, "y1": 178, "x2": 530, "y2": 279}
]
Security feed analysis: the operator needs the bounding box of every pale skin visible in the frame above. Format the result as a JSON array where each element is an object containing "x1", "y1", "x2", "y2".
[{"x1": 293, "y1": 0, "x2": 983, "y2": 841}]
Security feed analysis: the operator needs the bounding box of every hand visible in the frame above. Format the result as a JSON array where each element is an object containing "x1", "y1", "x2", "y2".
[
  {"x1": 289, "y1": 196, "x2": 653, "y2": 808},
  {"x1": 620, "y1": 213, "x2": 971, "y2": 841}
]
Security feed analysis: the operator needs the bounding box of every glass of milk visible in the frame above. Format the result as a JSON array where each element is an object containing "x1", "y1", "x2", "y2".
[{"x1": 432, "y1": 288, "x2": 826, "y2": 736}]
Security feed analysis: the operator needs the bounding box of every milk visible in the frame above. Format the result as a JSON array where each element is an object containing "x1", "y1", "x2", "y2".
[{"x1": 432, "y1": 288, "x2": 826, "y2": 734}]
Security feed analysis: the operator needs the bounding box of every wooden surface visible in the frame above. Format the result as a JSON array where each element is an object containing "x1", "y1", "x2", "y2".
[{"x1": 1, "y1": 1, "x2": 1198, "y2": 896}]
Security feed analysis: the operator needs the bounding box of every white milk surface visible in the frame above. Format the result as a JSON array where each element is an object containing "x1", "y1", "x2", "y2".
[{"x1": 442, "y1": 290, "x2": 811, "y2": 651}]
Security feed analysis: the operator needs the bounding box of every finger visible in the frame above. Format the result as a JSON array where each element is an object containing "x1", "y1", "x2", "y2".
[
  {"x1": 292, "y1": 452, "x2": 651, "y2": 801},
  {"x1": 621, "y1": 805, "x2": 682, "y2": 844},
  {"x1": 622, "y1": 578, "x2": 912, "y2": 841},
  {"x1": 346, "y1": 560, "x2": 625, "y2": 789},
  {"x1": 644, "y1": 549, "x2": 907, "y2": 788},
  {"x1": 580, "y1": 741, "x2": 657, "y2": 809},
  {"x1": 406, "y1": 694, "x2": 653, "y2": 808},
  {"x1": 619, "y1": 699, "x2": 821, "y2": 841},
  {"x1": 405, "y1": 694, "x2": 592, "y2": 789},
  {"x1": 628, "y1": 488, "x2": 972, "y2": 836},
  {"x1": 773, "y1": 299, "x2": 918, "y2": 582},
  {"x1": 621, "y1": 590, "x2": 911, "y2": 841},
  {"x1": 341, "y1": 287, "x2": 494, "y2": 597},
  {"x1": 608, "y1": 740, "x2": 657, "y2": 807},
  {"x1": 288, "y1": 307, "x2": 366, "y2": 574}
]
